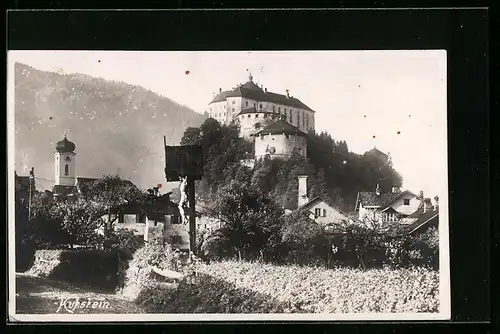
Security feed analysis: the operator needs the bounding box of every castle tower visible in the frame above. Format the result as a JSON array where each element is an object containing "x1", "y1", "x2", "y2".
[{"x1": 54, "y1": 135, "x2": 76, "y2": 186}]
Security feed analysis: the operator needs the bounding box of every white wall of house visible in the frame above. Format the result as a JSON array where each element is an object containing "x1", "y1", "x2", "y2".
[
  {"x1": 306, "y1": 201, "x2": 347, "y2": 225},
  {"x1": 387, "y1": 194, "x2": 421, "y2": 215}
]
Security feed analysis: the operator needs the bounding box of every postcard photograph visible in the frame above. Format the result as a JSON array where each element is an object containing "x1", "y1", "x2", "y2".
[{"x1": 8, "y1": 50, "x2": 450, "y2": 322}]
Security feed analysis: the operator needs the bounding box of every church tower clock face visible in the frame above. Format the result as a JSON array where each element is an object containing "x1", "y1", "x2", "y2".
[{"x1": 64, "y1": 156, "x2": 72, "y2": 162}]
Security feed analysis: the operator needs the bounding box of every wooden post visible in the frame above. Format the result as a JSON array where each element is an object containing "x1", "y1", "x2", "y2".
[{"x1": 187, "y1": 177, "x2": 196, "y2": 255}]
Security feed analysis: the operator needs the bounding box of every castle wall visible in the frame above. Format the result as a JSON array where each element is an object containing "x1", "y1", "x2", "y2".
[{"x1": 254, "y1": 133, "x2": 307, "y2": 160}]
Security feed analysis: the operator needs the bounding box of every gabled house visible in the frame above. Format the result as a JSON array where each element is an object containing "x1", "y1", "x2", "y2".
[
  {"x1": 400, "y1": 196, "x2": 439, "y2": 235},
  {"x1": 292, "y1": 175, "x2": 349, "y2": 225},
  {"x1": 355, "y1": 185, "x2": 421, "y2": 223}
]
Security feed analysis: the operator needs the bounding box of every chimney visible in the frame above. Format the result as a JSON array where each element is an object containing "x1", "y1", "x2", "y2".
[
  {"x1": 298, "y1": 175, "x2": 309, "y2": 208},
  {"x1": 219, "y1": 87, "x2": 222, "y2": 93},
  {"x1": 264, "y1": 88, "x2": 267, "y2": 93},
  {"x1": 433, "y1": 195, "x2": 439, "y2": 211},
  {"x1": 423, "y1": 200, "x2": 427, "y2": 213},
  {"x1": 286, "y1": 92, "x2": 290, "y2": 99},
  {"x1": 375, "y1": 184, "x2": 381, "y2": 196}
]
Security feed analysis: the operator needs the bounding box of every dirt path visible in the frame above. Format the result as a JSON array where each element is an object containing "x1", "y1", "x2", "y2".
[{"x1": 15, "y1": 273, "x2": 146, "y2": 314}]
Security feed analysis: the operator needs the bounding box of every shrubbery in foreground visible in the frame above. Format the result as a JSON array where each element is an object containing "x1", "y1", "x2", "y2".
[{"x1": 192, "y1": 261, "x2": 439, "y2": 313}]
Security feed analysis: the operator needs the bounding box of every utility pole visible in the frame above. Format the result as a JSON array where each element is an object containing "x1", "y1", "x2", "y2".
[
  {"x1": 28, "y1": 167, "x2": 34, "y2": 220},
  {"x1": 187, "y1": 177, "x2": 196, "y2": 255}
]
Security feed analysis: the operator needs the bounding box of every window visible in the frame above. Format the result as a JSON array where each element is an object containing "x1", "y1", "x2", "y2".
[
  {"x1": 232, "y1": 100, "x2": 235, "y2": 105},
  {"x1": 322, "y1": 209, "x2": 327, "y2": 217},
  {"x1": 403, "y1": 199, "x2": 410, "y2": 205},
  {"x1": 255, "y1": 114, "x2": 258, "y2": 118},
  {"x1": 248, "y1": 114, "x2": 251, "y2": 118},
  {"x1": 232, "y1": 108, "x2": 235, "y2": 112},
  {"x1": 284, "y1": 108, "x2": 287, "y2": 113},
  {"x1": 263, "y1": 114, "x2": 268, "y2": 118},
  {"x1": 170, "y1": 235, "x2": 182, "y2": 244},
  {"x1": 278, "y1": 107, "x2": 281, "y2": 112},
  {"x1": 64, "y1": 164, "x2": 69, "y2": 176},
  {"x1": 259, "y1": 104, "x2": 263, "y2": 108},
  {"x1": 245, "y1": 101, "x2": 248, "y2": 107},
  {"x1": 254, "y1": 122, "x2": 261, "y2": 129},
  {"x1": 269, "y1": 147, "x2": 276, "y2": 154},
  {"x1": 315, "y1": 208, "x2": 321, "y2": 217}
]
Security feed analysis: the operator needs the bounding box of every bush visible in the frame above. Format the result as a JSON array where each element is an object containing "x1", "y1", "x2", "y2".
[
  {"x1": 135, "y1": 274, "x2": 291, "y2": 313},
  {"x1": 121, "y1": 238, "x2": 178, "y2": 299},
  {"x1": 26, "y1": 249, "x2": 123, "y2": 291},
  {"x1": 26, "y1": 250, "x2": 65, "y2": 277},
  {"x1": 104, "y1": 229, "x2": 145, "y2": 260},
  {"x1": 196, "y1": 261, "x2": 440, "y2": 313}
]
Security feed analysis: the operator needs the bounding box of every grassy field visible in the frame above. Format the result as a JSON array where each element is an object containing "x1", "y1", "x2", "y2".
[{"x1": 15, "y1": 273, "x2": 145, "y2": 314}]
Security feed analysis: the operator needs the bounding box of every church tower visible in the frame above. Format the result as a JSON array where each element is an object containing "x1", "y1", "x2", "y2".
[{"x1": 54, "y1": 135, "x2": 76, "y2": 186}]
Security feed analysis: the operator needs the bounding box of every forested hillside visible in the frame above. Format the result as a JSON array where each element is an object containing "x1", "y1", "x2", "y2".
[
  {"x1": 14, "y1": 63, "x2": 206, "y2": 190},
  {"x1": 181, "y1": 119, "x2": 403, "y2": 212}
]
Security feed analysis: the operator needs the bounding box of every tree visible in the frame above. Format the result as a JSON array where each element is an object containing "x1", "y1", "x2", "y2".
[
  {"x1": 81, "y1": 174, "x2": 144, "y2": 236},
  {"x1": 180, "y1": 127, "x2": 201, "y2": 145},
  {"x1": 281, "y1": 209, "x2": 325, "y2": 265},
  {"x1": 203, "y1": 180, "x2": 284, "y2": 261},
  {"x1": 47, "y1": 199, "x2": 105, "y2": 249}
]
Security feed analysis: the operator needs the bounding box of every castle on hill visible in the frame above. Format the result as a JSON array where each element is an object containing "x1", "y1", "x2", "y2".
[{"x1": 207, "y1": 73, "x2": 315, "y2": 160}]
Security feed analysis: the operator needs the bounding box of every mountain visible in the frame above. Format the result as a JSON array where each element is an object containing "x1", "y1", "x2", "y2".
[{"x1": 14, "y1": 62, "x2": 207, "y2": 191}]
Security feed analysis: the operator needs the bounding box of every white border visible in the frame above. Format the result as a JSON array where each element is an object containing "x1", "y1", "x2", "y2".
[{"x1": 7, "y1": 50, "x2": 451, "y2": 322}]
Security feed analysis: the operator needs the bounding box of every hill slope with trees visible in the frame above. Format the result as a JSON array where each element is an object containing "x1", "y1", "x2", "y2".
[{"x1": 14, "y1": 63, "x2": 206, "y2": 190}]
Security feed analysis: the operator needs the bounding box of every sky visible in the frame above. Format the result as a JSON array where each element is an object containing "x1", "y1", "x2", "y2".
[{"x1": 8, "y1": 50, "x2": 448, "y2": 198}]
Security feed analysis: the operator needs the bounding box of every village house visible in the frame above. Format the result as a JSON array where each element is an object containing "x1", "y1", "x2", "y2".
[
  {"x1": 44, "y1": 135, "x2": 190, "y2": 250},
  {"x1": 292, "y1": 175, "x2": 349, "y2": 225},
  {"x1": 400, "y1": 195, "x2": 439, "y2": 235},
  {"x1": 354, "y1": 184, "x2": 422, "y2": 223}
]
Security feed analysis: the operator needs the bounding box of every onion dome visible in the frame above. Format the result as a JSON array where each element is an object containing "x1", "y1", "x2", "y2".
[{"x1": 56, "y1": 136, "x2": 75, "y2": 153}]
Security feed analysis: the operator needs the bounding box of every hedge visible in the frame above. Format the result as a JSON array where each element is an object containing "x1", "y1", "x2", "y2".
[{"x1": 25, "y1": 249, "x2": 124, "y2": 291}]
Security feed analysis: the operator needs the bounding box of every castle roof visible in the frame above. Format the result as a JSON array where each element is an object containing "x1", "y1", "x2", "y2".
[
  {"x1": 252, "y1": 120, "x2": 307, "y2": 136},
  {"x1": 56, "y1": 136, "x2": 76, "y2": 153},
  {"x1": 211, "y1": 79, "x2": 314, "y2": 112}
]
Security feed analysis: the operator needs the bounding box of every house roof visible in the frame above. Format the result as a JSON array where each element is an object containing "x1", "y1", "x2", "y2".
[
  {"x1": 210, "y1": 80, "x2": 314, "y2": 112},
  {"x1": 76, "y1": 177, "x2": 138, "y2": 195},
  {"x1": 404, "y1": 207, "x2": 439, "y2": 234},
  {"x1": 300, "y1": 196, "x2": 348, "y2": 216},
  {"x1": 52, "y1": 185, "x2": 79, "y2": 197},
  {"x1": 252, "y1": 120, "x2": 307, "y2": 136},
  {"x1": 355, "y1": 189, "x2": 417, "y2": 210},
  {"x1": 365, "y1": 147, "x2": 388, "y2": 159}
]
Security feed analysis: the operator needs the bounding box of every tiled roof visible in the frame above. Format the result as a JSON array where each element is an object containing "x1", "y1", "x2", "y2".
[
  {"x1": 52, "y1": 185, "x2": 79, "y2": 197},
  {"x1": 404, "y1": 207, "x2": 439, "y2": 234},
  {"x1": 356, "y1": 190, "x2": 416, "y2": 209},
  {"x1": 301, "y1": 196, "x2": 347, "y2": 216},
  {"x1": 210, "y1": 81, "x2": 314, "y2": 112},
  {"x1": 253, "y1": 120, "x2": 307, "y2": 136}
]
